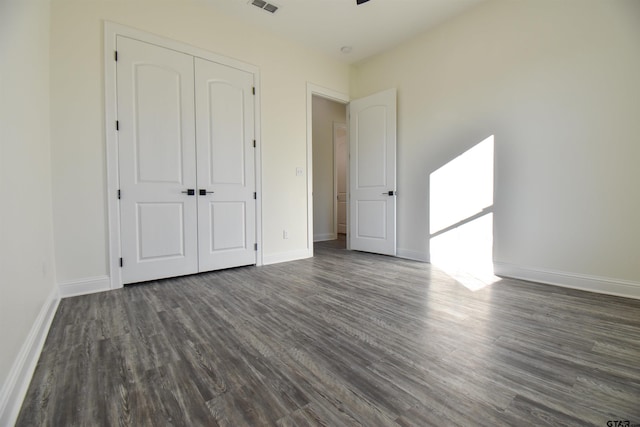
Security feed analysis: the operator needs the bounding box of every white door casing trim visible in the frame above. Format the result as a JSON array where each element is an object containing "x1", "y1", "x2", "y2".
[
  {"x1": 306, "y1": 83, "x2": 349, "y2": 256},
  {"x1": 104, "y1": 22, "x2": 263, "y2": 289}
]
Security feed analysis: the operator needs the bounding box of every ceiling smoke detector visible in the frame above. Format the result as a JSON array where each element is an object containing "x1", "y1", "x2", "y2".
[{"x1": 250, "y1": 0, "x2": 279, "y2": 13}]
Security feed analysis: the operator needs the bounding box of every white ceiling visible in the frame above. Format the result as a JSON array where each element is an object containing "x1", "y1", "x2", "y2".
[{"x1": 204, "y1": 0, "x2": 485, "y2": 63}]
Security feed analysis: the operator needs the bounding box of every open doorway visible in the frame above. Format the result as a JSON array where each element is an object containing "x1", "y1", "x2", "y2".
[
  {"x1": 307, "y1": 86, "x2": 396, "y2": 257},
  {"x1": 334, "y1": 122, "x2": 348, "y2": 236},
  {"x1": 311, "y1": 95, "x2": 347, "y2": 246}
]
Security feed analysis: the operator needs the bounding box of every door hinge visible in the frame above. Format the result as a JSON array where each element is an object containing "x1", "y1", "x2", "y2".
[
  {"x1": 253, "y1": 192, "x2": 257, "y2": 199},
  {"x1": 116, "y1": 120, "x2": 119, "y2": 131},
  {"x1": 119, "y1": 257, "x2": 123, "y2": 267},
  {"x1": 115, "y1": 51, "x2": 118, "y2": 61},
  {"x1": 254, "y1": 243, "x2": 258, "y2": 251},
  {"x1": 253, "y1": 140, "x2": 256, "y2": 148},
  {"x1": 252, "y1": 86, "x2": 255, "y2": 95},
  {"x1": 117, "y1": 189, "x2": 121, "y2": 199}
]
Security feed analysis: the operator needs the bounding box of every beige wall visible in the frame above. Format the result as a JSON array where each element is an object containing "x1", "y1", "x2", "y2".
[
  {"x1": 312, "y1": 96, "x2": 346, "y2": 241},
  {"x1": 49, "y1": 0, "x2": 350, "y2": 282},
  {"x1": 0, "y1": 0, "x2": 57, "y2": 411},
  {"x1": 352, "y1": 0, "x2": 640, "y2": 285}
]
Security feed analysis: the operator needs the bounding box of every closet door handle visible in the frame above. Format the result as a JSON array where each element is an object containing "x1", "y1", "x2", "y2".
[
  {"x1": 181, "y1": 189, "x2": 195, "y2": 196},
  {"x1": 199, "y1": 189, "x2": 214, "y2": 196}
]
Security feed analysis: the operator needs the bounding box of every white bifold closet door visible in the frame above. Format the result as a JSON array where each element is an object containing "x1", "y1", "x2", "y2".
[{"x1": 117, "y1": 36, "x2": 256, "y2": 284}]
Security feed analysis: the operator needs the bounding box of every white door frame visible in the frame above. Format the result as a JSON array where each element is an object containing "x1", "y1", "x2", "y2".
[
  {"x1": 306, "y1": 83, "x2": 349, "y2": 256},
  {"x1": 104, "y1": 22, "x2": 263, "y2": 289}
]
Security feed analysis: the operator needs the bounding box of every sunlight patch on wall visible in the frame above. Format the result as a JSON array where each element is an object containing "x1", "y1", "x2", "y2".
[{"x1": 429, "y1": 135, "x2": 498, "y2": 291}]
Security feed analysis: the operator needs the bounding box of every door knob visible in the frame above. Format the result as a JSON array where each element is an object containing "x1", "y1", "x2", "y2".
[
  {"x1": 199, "y1": 189, "x2": 214, "y2": 196},
  {"x1": 181, "y1": 189, "x2": 195, "y2": 196},
  {"x1": 382, "y1": 191, "x2": 396, "y2": 196}
]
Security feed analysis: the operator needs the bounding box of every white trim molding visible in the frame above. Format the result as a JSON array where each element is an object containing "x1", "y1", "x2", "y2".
[
  {"x1": 494, "y1": 262, "x2": 640, "y2": 300},
  {"x1": 313, "y1": 233, "x2": 337, "y2": 243},
  {"x1": 263, "y1": 249, "x2": 312, "y2": 266},
  {"x1": 0, "y1": 287, "x2": 60, "y2": 426},
  {"x1": 58, "y1": 275, "x2": 111, "y2": 298},
  {"x1": 397, "y1": 248, "x2": 429, "y2": 263}
]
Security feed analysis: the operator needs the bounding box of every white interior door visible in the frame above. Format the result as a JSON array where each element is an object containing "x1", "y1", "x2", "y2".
[
  {"x1": 117, "y1": 36, "x2": 198, "y2": 284},
  {"x1": 349, "y1": 88, "x2": 397, "y2": 256},
  {"x1": 195, "y1": 58, "x2": 256, "y2": 271}
]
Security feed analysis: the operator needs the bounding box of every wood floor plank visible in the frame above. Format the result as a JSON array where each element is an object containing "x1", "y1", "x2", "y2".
[{"x1": 16, "y1": 239, "x2": 640, "y2": 426}]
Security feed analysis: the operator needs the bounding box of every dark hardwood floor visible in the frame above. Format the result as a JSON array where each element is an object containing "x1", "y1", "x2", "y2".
[{"x1": 17, "y1": 240, "x2": 640, "y2": 426}]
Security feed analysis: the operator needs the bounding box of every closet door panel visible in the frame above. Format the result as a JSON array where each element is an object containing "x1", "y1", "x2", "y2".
[
  {"x1": 117, "y1": 36, "x2": 198, "y2": 284},
  {"x1": 195, "y1": 58, "x2": 256, "y2": 271},
  {"x1": 208, "y1": 82, "x2": 245, "y2": 185}
]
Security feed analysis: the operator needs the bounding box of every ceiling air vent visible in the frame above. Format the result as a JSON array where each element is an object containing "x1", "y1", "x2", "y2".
[{"x1": 250, "y1": 0, "x2": 279, "y2": 14}]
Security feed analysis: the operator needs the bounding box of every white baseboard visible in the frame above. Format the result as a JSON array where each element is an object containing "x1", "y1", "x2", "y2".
[
  {"x1": 0, "y1": 287, "x2": 60, "y2": 427},
  {"x1": 313, "y1": 233, "x2": 337, "y2": 242},
  {"x1": 263, "y1": 249, "x2": 312, "y2": 266},
  {"x1": 58, "y1": 275, "x2": 111, "y2": 298},
  {"x1": 494, "y1": 262, "x2": 640, "y2": 300},
  {"x1": 397, "y1": 248, "x2": 429, "y2": 262}
]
